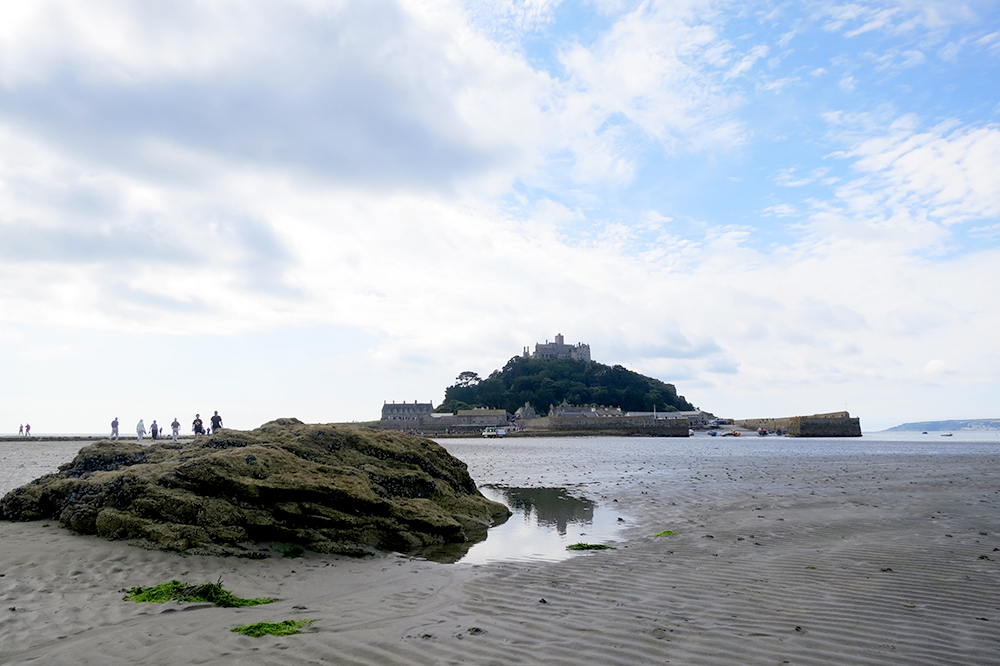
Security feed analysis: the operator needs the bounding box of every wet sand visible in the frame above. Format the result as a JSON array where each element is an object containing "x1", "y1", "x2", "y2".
[{"x1": 1, "y1": 437, "x2": 998, "y2": 665}]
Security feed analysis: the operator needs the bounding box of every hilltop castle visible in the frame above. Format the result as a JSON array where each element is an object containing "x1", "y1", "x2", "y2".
[{"x1": 523, "y1": 333, "x2": 591, "y2": 362}]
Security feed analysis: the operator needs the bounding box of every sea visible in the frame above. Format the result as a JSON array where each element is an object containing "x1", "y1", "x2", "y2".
[{"x1": 437, "y1": 431, "x2": 1000, "y2": 563}]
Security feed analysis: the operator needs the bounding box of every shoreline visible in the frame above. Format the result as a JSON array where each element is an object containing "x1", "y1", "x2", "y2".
[
  {"x1": 0, "y1": 436, "x2": 198, "y2": 443},
  {"x1": 5, "y1": 427, "x2": 999, "y2": 443}
]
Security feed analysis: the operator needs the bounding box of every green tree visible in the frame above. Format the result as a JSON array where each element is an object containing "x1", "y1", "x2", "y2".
[
  {"x1": 440, "y1": 356, "x2": 696, "y2": 416},
  {"x1": 455, "y1": 371, "x2": 481, "y2": 387}
]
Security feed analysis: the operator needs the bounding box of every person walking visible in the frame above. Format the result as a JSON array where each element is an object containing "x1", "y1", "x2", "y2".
[
  {"x1": 136, "y1": 419, "x2": 146, "y2": 441},
  {"x1": 24, "y1": 423, "x2": 30, "y2": 436},
  {"x1": 19, "y1": 424, "x2": 23, "y2": 436},
  {"x1": 192, "y1": 414, "x2": 204, "y2": 436},
  {"x1": 150, "y1": 420, "x2": 159, "y2": 440},
  {"x1": 210, "y1": 411, "x2": 223, "y2": 433},
  {"x1": 171, "y1": 417, "x2": 180, "y2": 442},
  {"x1": 111, "y1": 417, "x2": 119, "y2": 440}
]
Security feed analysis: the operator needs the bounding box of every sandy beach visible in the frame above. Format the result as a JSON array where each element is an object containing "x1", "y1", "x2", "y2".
[{"x1": 1, "y1": 435, "x2": 998, "y2": 665}]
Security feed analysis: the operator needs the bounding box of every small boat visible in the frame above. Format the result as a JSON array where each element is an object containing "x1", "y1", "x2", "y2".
[
  {"x1": 757, "y1": 429, "x2": 768, "y2": 436},
  {"x1": 941, "y1": 432, "x2": 953, "y2": 437},
  {"x1": 482, "y1": 426, "x2": 506, "y2": 438},
  {"x1": 707, "y1": 430, "x2": 717, "y2": 436}
]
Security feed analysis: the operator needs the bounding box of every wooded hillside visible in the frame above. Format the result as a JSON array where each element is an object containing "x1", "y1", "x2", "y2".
[{"x1": 438, "y1": 356, "x2": 696, "y2": 416}]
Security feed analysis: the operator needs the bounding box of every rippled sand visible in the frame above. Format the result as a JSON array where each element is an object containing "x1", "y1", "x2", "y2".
[{"x1": 1, "y1": 436, "x2": 998, "y2": 665}]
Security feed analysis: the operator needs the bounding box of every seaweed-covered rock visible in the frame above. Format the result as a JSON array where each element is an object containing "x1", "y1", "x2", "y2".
[{"x1": 0, "y1": 419, "x2": 510, "y2": 557}]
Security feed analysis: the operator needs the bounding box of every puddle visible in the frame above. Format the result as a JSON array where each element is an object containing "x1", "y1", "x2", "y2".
[{"x1": 420, "y1": 486, "x2": 627, "y2": 565}]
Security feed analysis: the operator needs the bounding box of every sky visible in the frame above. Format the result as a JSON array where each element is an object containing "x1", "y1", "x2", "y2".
[{"x1": 1, "y1": 0, "x2": 999, "y2": 433}]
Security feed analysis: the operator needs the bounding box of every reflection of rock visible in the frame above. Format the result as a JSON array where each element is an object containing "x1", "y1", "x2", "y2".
[
  {"x1": 493, "y1": 487, "x2": 594, "y2": 535},
  {"x1": 0, "y1": 419, "x2": 510, "y2": 557}
]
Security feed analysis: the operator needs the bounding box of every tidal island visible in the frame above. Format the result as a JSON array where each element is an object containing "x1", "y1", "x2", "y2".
[{"x1": 377, "y1": 334, "x2": 861, "y2": 437}]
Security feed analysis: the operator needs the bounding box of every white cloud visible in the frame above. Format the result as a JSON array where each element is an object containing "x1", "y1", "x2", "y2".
[
  {"x1": 775, "y1": 168, "x2": 813, "y2": 187},
  {"x1": 923, "y1": 358, "x2": 954, "y2": 376},
  {"x1": 1, "y1": 0, "x2": 998, "y2": 433},
  {"x1": 0, "y1": 0, "x2": 556, "y2": 195},
  {"x1": 773, "y1": 166, "x2": 832, "y2": 187},
  {"x1": 900, "y1": 49, "x2": 926, "y2": 66},
  {"x1": 815, "y1": 0, "x2": 978, "y2": 38},
  {"x1": 827, "y1": 115, "x2": 1000, "y2": 226},
  {"x1": 0, "y1": 0, "x2": 753, "y2": 342},
  {"x1": 762, "y1": 203, "x2": 800, "y2": 217},
  {"x1": 977, "y1": 30, "x2": 1000, "y2": 49},
  {"x1": 462, "y1": 0, "x2": 564, "y2": 41},
  {"x1": 969, "y1": 222, "x2": 1000, "y2": 240},
  {"x1": 725, "y1": 44, "x2": 769, "y2": 79},
  {"x1": 553, "y1": 0, "x2": 748, "y2": 177},
  {"x1": 761, "y1": 76, "x2": 799, "y2": 92},
  {"x1": 845, "y1": 7, "x2": 903, "y2": 37},
  {"x1": 866, "y1": 46, "x2": 927, "y2": 70}
]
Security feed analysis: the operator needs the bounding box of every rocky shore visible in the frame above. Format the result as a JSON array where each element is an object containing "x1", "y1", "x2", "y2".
[{"x1": 0, "y1": 419, "x2": 510, "y2": 557}]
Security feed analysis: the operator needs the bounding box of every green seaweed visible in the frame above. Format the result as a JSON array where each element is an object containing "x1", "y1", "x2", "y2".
[
  {"x1": 567, "y1": 543, "x2": 616, "y2": 551},
  {"x1": 276, "y1": 544, "x2": 305, "y2": 558},
  {"x1": 123, "y1": 578, "x2": 276, "y2": 607},
  {"x1": 805, "y1": 566, "x2": 817, "y2": 570},
  {"x1": 231, "y1": 619, "x2": 315, "y2": 637},
  {"x1": 652, "y1": 530, "x2": 675, "y2": 537}
]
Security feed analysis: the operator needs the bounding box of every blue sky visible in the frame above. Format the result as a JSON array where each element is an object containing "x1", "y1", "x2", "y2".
[{"x1": 1, "y1": 0, "x2": 999, "y2": 432}]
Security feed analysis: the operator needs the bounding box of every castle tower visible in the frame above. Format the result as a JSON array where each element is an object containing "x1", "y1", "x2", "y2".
[{"x1": 532, "y1": 334, "x2": 591, "y2": 362}]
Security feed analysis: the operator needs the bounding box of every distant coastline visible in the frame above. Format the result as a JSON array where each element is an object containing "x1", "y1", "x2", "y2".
[{"x1": 885, "y1": 418, "x2": 1000, "y2": 432}]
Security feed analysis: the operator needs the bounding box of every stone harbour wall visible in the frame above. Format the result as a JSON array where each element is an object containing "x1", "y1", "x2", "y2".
[
  {"x1": 541, "y1": 416, "x2": 690, "y2": 437},
  {"x1": 735, "y1": 411, "x2": 861, "y2": 437},
  {"x1": 788, "y1": 416, "x2": 862, "y2": 437}
]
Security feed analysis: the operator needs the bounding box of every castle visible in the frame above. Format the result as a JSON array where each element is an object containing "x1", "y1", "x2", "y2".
[{"x1": 524, "y1": 333, "x2": 591, "y2": 362}]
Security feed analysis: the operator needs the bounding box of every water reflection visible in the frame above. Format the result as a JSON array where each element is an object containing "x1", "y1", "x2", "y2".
[
  {"x1": 492, "y1": 487, "x2": 595, "y2": 536},
  {"x1": 419, "y1": 486, "x2": 625, "y2": 565}
]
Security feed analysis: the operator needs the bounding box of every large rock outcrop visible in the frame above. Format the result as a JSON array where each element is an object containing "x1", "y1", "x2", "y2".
[{"x1": 0, "y1": 419, "x2": 510, "y2": 557}]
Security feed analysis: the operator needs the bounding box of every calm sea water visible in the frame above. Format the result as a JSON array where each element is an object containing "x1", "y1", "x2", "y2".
[
  {"x1": 435, "y1": 432, "x2": 1000, "y2": 563},
  {"x1": 441, "y1": 430, "x2": 1000, "y2": 462}
]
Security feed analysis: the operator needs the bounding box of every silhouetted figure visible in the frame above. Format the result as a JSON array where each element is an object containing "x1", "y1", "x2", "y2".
[
  {"x1": 192, "y1": 414, "x2": 204, "y2": 436},
  {"x1": 111, "y1": 417, "x2": 119, "y2": 440},
  {"x1": 210, "y1": 411, "x2": 223, "y2": 433}
]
